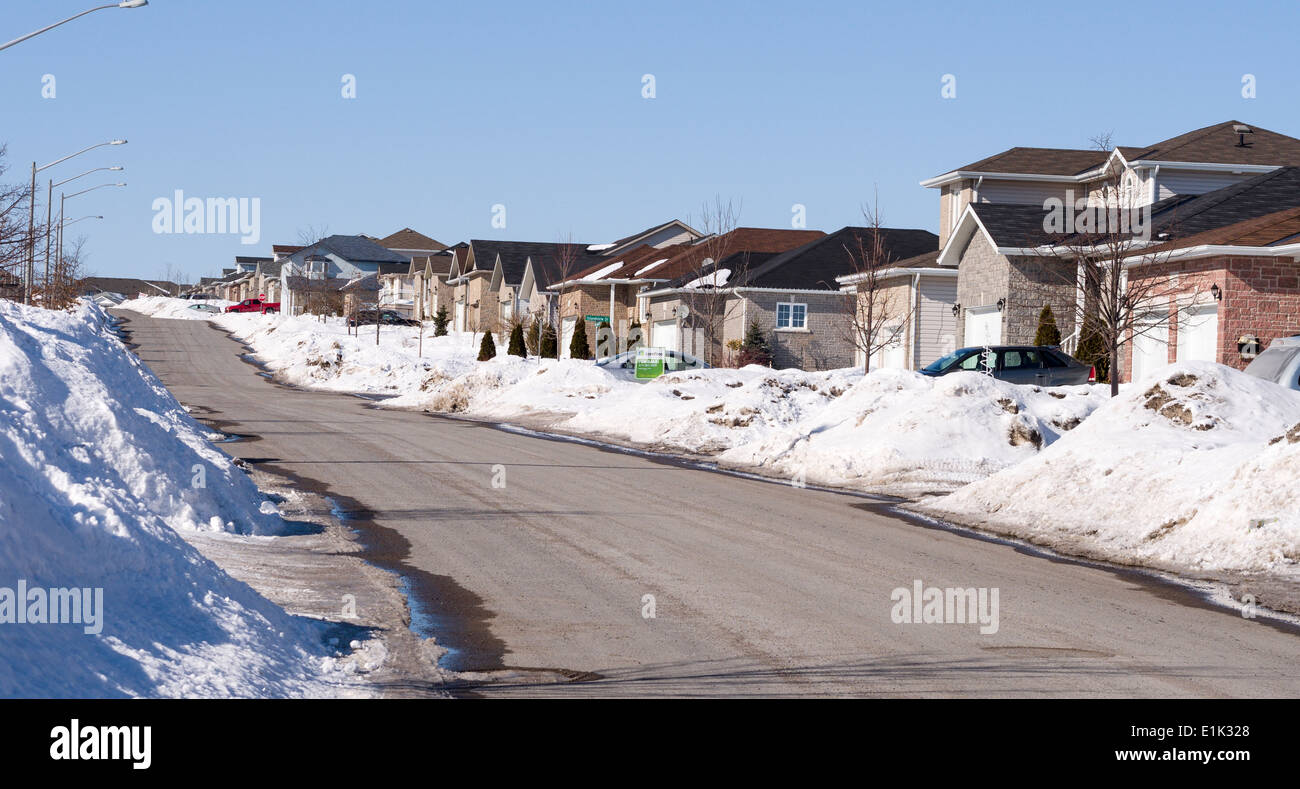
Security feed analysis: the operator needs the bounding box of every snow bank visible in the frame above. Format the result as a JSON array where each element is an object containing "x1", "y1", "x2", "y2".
[
  {"x1": 720, "y1": 369, "x2": 1108, "y2": 494},
  {"x1": 0, "y1": 300, "x2": 369, "y2": 697},
  {"x1": 119, "y1": 294, "x2": 231, "y2": 319},
  {"x1": 922, "y1": 362, "x2": 1300, "y2": 573},
  {"x1": 218, "y1": 312, "x2": 479, "y2": 394}
]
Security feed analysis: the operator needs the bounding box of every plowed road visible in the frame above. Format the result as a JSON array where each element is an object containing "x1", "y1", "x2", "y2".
[{"x1": 119, "y1": 312, "x2": 1300, "y2": 697}]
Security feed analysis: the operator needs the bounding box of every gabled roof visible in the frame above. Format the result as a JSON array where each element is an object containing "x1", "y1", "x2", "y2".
[
  {"x1": 735, "y1": 226, "x2": 941, "y2": 290},
  {"x1": 1125, "y1": 120, "x2": 1300, "y2": 166},
  {"x1": 77, "y1": 277, "x2": 179, "y2": 296},
  {"x1": 467, "y1": 240, "x2": 602, "y2": 286},
  {"x1": 561, "y1": 244, "x2": 684, "y2": 284},
  {"x1": 942, "y1": 147, "x2": 1112, "y2": 178},
  {"x1": 647, "y1": 228, "x2": 828, "y2": 292},
  {"x1": 378, "y1": 228, "x2": 447, "y2": 252},
  {"x1": 603, "y1": 218, "x2": 703, "y2": 255},
  {"x1": 272, "y1": 244, "x2": 304, "y2": 256},
  {"x1": 295, "y1": 235, "x2": 411, "y2": 265},
  {"x1": 1145, "y1": 204, "x2": 1300, "y2": 252},
  {"x1": 1148, "y1": 165, "x2": 1300, "y2": 238}
]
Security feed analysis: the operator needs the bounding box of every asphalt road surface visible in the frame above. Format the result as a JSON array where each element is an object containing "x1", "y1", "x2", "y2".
[{"x1": 118, "y1": 312, "x2": 1300, "y2": 697}]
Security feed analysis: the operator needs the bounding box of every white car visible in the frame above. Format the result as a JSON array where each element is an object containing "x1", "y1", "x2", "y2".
[{"x1": 1244, "y1": 336, "x2": 1300, "y2": 391}]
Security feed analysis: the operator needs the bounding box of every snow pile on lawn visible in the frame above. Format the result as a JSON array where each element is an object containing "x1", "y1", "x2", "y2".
[
  {"x1": 118, "y1": 294, "x2": 231, "y2": 319},
  {"x1": 219, "y1": 313, "x2": 480, "y2": 394},
  {"x1": 391, "y1": 359, "x2": 859, "y2": 454},
  {"x1": 719, "y1": 369, "x2": 1108, "y2": 494},
  {"x1": 0, "y1": 300, "x2": 370, "y2": 697},
  {"x1": 922, "y1": 362, "x2": 1300, "y2": 573}
]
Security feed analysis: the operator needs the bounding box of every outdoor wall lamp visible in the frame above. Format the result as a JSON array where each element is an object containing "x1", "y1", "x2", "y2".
[
  {"x1": 951, "y1": 303, "x2": 961, "y2": 317},
  {"x1": 1210, "y1": 283, "x2": 1222, "y2": 301},
  {"x1": 996, "y1": 298, "x2": 1006, "y2": 312}
]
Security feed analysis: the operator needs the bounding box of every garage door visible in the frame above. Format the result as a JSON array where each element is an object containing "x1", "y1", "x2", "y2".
[
  {"x1": 870, "y1": 325, "x2": 907, "y2": 370},
  {"x1": 1130, "y1": 314, "x2": 1169, "y2": 383},
  {"x1": 560, "y1": 316, "x2": 577, "y2": 359},
  {"x1": 964, "y1": 306, "x2": 1002, "y2": 348},
  {"x1": 651, "y1": 319, "x2": 678, "y2": 352},
  {"x1": 1177, "y1": 304, "x2": 1218, "y2": 363}
]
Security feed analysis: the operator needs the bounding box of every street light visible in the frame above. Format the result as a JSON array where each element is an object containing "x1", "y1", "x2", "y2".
[
  {"x1": 24, "y1": 139, "x2": 127, "y2": 303},
  {"x1": 44, "y1": 166, "x2": 122, "y2": 293},
  {"x1": 57, "y1": 183, "x2": 126, "y2": 288},
  {"x1": 0, "y1": 2, "x2": 149, "y2": 53}
]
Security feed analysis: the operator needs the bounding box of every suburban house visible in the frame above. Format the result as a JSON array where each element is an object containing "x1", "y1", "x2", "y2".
[
  {"x1": 930, "y1": 121, "x2": 1300, "y2": 381},
  {"x1": 446, "y1": 220, "x2": 704, "y2": 337},
  {"x1": 637, "y1": 227, "x2": 831, "y2": 365},
  {"x1": 375, "y1": 229, "x2": 448, "y2": 317},
  {"x1": 77, "y1": 277, "x2": 179, "y2": 305},
  {"x1": 277, "y1": 235, "x2": 410, "y2": 316}
]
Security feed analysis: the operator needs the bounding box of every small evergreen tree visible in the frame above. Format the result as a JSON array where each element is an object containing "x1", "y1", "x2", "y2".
[
  {"x1": 1034, "y1": 305, "x2": 1062, "y2": 346},
  {"x1": 433, "y1": 305, "x2": 450, "y2": 336},
  {"x1": 736, "y1": 319, "x2": 773, "y2": 367},
  {"x1": 477, "y1": 331, "x2": 497, "y2": 361},
  {"x1": 507, "y1": 323, "x2": 527, "y2": 357},
  {"x1": 1075, "y1": 320, "x2": 1109, "y2": 383},
  {"x1": 526, "y1": 319, "x2": 541, "y2": 356},
  {"x1": 569, "y1": 316, "x2": 591, "y2": 360},
  {"x1": 595, "y1": 320, "x2": 612, "y2": 357},
  {"x1": 539, "y1": 324, "x2": 558, "y2": 358}
]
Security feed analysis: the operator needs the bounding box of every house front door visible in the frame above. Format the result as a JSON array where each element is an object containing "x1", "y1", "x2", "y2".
[
  {"x1": 560, "y1": 316, "x2": 577, "y2": 359},
  {"x1": 454, "y1": 302, "x2": 466, "y2": 333}
]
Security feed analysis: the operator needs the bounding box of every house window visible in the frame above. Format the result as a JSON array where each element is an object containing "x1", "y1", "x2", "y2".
[{"x1": 776, "y1": 302, "x2": 807, "y2": 329}]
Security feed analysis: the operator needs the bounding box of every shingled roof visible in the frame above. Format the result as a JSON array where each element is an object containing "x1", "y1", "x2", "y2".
[
  {"x1": 378, "y1": 228, "x2": 447, "y2": 252},
  {"x1": 737, "y1": 226, "x2": 941, "y2": 290},
  {"x1": 1125, "y1": 121, "x2": 1300, "y2": 166}
]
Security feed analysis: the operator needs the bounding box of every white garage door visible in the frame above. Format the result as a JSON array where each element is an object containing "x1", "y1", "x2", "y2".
[
  {"x1": 1130, "y1": 314, "x2": 1169, "y2": 383},
  {"x1": 1177, "y1": 304, "x2": 1218, "y2": 363},
  {"x1": 560, "y1": 316, "x2": 577, "y2": 359},
  {"x1": 870, "y1": 325, "x2": 907, "y2": 370},
  {"x1": 964, "y1": 307, "x2": 1002, "y2": 348},
  {"x1": 651, "y1": 319, "x2": 678, "y2": 352}
]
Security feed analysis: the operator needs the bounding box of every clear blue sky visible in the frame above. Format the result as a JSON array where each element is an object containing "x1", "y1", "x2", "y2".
[{"x1": 3, "y1": 0, "x2": 1295, "y2": 281}]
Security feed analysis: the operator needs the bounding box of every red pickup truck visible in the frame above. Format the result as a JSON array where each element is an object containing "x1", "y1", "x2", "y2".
[{"x1": 225, "y1": 298, "x2": 280, "y2": 314}]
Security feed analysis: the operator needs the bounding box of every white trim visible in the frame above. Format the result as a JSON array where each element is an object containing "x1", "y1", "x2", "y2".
[
  {"x1": 1121, "y1": 242, "x2": 1300, "y2": 266},
  {"x1": 837, "y1": 266, "x2": 958, "y2": 288}
]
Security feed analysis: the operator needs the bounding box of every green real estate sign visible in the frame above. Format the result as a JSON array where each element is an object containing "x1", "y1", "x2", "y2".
[{"x1": 635, "y1": 347, "x2": 666, "y2": 379}]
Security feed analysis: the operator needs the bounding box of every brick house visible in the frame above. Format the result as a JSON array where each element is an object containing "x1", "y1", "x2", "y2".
[
  {"x1": 1122, "y1": 206, "x2": 1300, "y2": 381},
  {"x1": 929, "y1": 121, "x2": 1300, "y2": 380}
]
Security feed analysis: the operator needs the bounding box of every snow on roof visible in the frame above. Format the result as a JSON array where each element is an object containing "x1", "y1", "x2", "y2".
[
  {"x1": 586, "y1": 243, "x2": 615, "y2": 252},
  {"x1": 581, "y1": 261, "x2": 625, "y2": 281},
  {"x1": 634, "y1": 258, "x2": 670, "y2": 277},
  {"x1": 681, "y1": 268, "x2": 731, "y2": 289}
]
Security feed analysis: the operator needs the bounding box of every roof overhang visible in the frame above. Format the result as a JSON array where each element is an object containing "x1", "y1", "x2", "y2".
[
  {"x1": 920, "y1": 168, "x2": 1107, "y2": 189},
  {"x1": 1121, "y1": 241, "x2": 1300, "y2": 267},
  {"x1": 1124, "y1": 160, "x2": 1278, "y2": 174},
  {"x1": 836, "y1": 266, "x2": 958, "y2": 288}
]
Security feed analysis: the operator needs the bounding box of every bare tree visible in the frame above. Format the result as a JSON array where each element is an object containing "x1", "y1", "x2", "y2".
[
  {"x1": 1037, "y1": 135, "x2": 1197, "y2": 396},
  {"x1": 44, "y1": 234, "x2": 88, "y2": 309},
  {"x1": 548, "y1": 233, "x2": 583, "y2": 356},
  {"x1": 0, "y1": 145, "x2": 33, "y2": 301},
  {"x1": 840, "y1": 202, "x2": 914, "y2": 373},
  {"x1": 681, "y1": 195, "x2": 743, "y2": 365},
  {"x1": 297, "y1": 224, "x2": 331, "y2": 246}
]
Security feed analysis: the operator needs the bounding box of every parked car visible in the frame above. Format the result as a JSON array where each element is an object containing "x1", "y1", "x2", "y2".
[
  {"x1": 188, "y1": 303, "x2": 222, "y2": 314},
  {"x1": 225, "y1": 298, "x2": 280, "y2": 314},
  {"x1": 920, "y1": 345, "x2": 1092, "y2": 386},
  {"x1": 596, "y1": 349, "x2": 710, "y2": 380},
  {"x1": 1243, "y1": 336, "x2": 1300, "y2": 391},
  {"x1": 348, "y1": 309, "x2": 420, "y2": 328}
]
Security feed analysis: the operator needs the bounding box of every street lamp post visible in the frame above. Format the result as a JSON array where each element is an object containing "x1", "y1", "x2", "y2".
[
  {"x1": 0, "y1": 1, "x2": 149, "y2": 54},
  {"x1": 55, "y1": 182, "x2": 125, "y2": 297},
  {"x1": 24, "y1": 139, "x2": 126, "y2": 303},
  {"x1": 45, "y1": 166, "x2": 122, "y2": 296}
]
